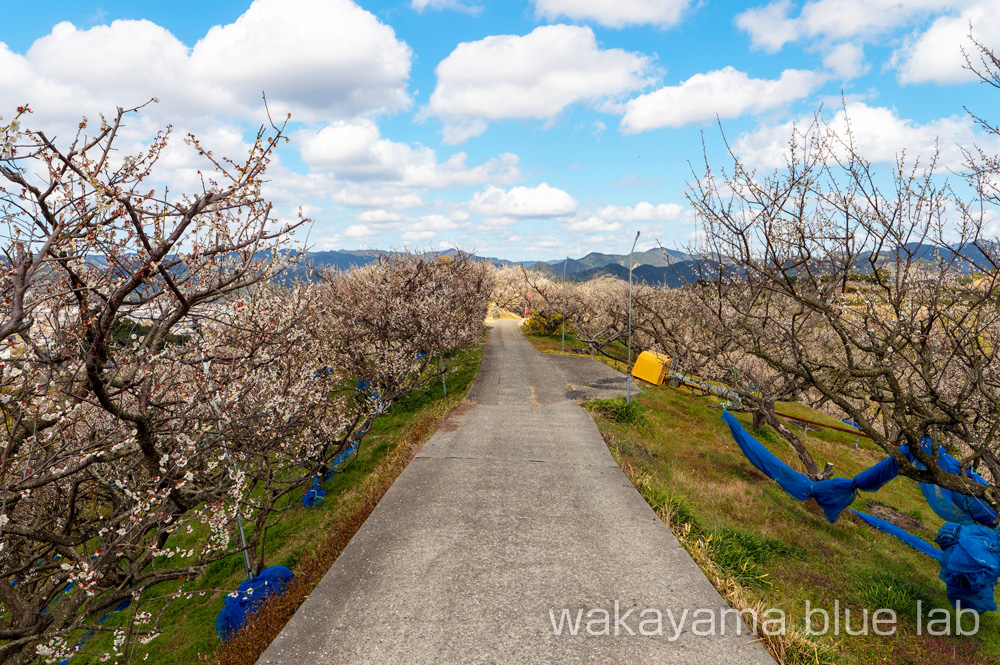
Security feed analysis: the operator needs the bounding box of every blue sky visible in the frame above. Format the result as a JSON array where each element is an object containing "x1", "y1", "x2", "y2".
[{"x1": 3, "y1": 0, "x2": 999, "y2": 260}]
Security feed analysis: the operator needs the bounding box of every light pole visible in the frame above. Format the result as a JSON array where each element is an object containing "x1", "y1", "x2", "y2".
[
  {"x1": 626, "y1": 231, "x2": 640, "y2": 406},
  {"x1": 561, "y1": 256, "x2": 567, "y2": 353}
]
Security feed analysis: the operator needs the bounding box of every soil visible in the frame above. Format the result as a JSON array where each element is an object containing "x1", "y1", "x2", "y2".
[{"x1": 867, "y1": 503, "x2": 934, "y2": 534}]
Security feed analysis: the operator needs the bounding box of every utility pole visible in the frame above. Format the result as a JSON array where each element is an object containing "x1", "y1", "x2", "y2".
[
  {"x1": 561, "y1": 256, "x2": 567, "y2": 353},
  {"x1": 626, "y1": 231, "x2": 640, "y2": 406}
]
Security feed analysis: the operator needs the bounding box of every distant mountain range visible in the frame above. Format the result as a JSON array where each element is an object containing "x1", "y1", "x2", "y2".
[
  {"x1": 528, "y1": 247, "x2": 693, "y2": 277},
  {"x1": 72, "y1": 242, "x2": 996, "y2": 290},
  {"x1": 556, "y1": 261, "x2": 712, "y2": 287},
  {"x1": 283, "y1": 248, "x2": 525, "y2": 276}
]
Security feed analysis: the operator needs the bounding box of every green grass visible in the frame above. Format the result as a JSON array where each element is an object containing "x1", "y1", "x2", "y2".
[
  {"x1": 522, "y1": 326, "x2": 630, "y2": 374},
  {"x1": 585, "y1": 378, "x2": 999, "y2": 665},
  {"x1": 587, "y1": 396, "x2": 649, "y2": 428},
  {"x1": 64, "y1": 346, "x2": 483, "y2": 665}
]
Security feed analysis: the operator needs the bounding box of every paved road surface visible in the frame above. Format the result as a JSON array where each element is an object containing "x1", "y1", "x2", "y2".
[{"x1": 256, "y1": 320, "x2": 775, "y2": 665}]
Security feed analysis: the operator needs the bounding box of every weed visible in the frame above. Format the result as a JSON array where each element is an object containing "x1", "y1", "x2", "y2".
[
  {"x1": 711, "y1": 527, "x2": 804, "y2": 588},
  {"x1": 621, "y1": 462, "x2": 835, "y2": 663},
  {"x1": 856, "y1": 571, "x2": 936, "y2": 619},
  {"x1": 587, "y1": 396, "x2": 649, "y2": 428},
  {"x1": 678, "y1": 523, "x2": 838, "y2": 665}
]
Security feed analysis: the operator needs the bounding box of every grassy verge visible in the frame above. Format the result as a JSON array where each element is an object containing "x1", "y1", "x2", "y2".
[
  {"x1": 522, "y1": 328, "x2": 630, "y2": 373},
  {"x1": 584, "y1": 383, "x2": 999, "y2": 665},
  {"x1": 69, "y1": 346, "x2": 483, "y2": 665}
]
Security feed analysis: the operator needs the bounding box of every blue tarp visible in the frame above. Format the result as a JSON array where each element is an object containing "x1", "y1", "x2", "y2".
[
  {"x1": 853, "y1": 511, "x2": 1000, "y2": 613},
  {"x1": 302, "y1": 477, "x2": 326, "y2": 509},
  {"x1": 215, "y1": 566, "x2": 294, "y2": 641},
  {"x1": 899, "y1": 441, "x2": 997, "y2": 526},
  {"x1": 722, "y1": 410, "x2": 899, "y2": 521},
  {"x1": 852, "y1": 510, "x2": 944, "y2": 559},
  {"x1": 722, "y1": 409, "x2": 1000, "y2": 612}
]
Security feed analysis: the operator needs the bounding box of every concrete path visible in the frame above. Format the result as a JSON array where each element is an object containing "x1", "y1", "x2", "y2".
[{"x1": 256, "y1": 320, "x2": 776, "y2": 665}]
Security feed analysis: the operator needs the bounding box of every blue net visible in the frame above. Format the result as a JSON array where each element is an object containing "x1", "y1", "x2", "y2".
[
  {"x1": 899, "y1": 441, "x2": 997, "y2": 526},
  {"x1": 215, "y1": 566, "x2": 294, "y2": 641},
  {"x1": 722, "y1": 409, "x2": 1000, "y2": 612},
  {"x1": 722, "y1": 410, "x2": 898, "y2": 521},
  {"x1": 936, "y1": 523, "x2": 1000, "y2": 612},
  {"x1": 852, "y1": 510, "x2": 943, "y2": 560},
  {"x1": 302, "y1": 477, "x2": 326, "y2": 509},
  {"x1": 853, "y1": 511, "x2": 1000, "y2": 613}
]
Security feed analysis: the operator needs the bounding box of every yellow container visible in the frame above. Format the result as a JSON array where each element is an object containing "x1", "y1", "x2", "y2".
[{"x1": 631, "y1": 351, "x2": 672, "y2": 385}]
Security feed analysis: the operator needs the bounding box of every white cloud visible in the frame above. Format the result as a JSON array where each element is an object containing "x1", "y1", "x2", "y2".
[
  {"x1": 736, "y1": 0, "x2": 964, "y2": 53},
  {"x1": 342, "y1": 213, "x2": 468, "y2": 245},
  {"x1": 893, "y1": 3, "x2": 997, "y2": 84},
  {"x1": 0, "y1": 0, "x2": 412, "y2": 126},
  {"x1": 526, "y1": 235, "x2": 564, "y2": 252},
  {"x1": 21, "y1": 20, "x2": 195, "y2": 116},
  {"x1": 356, "y1": 210, "x2": 404, "y2": 223},
  {"x1": 563, "y1": 201, "x2": 683, "y2": 234},
  {"x1": 425, "y1": 25, "x2": 656, "y2": 143},
  {"x1": 411, "y1": 0, "x2": 482, "y2": 14},
  {"x1": 564, "y1": 216, "x2": 622, "y2": 233},
  {"x1": 330, "y1": 183, "x2": 425, "y2": 210},
  {"x1": 478, "y1": 216, "x2": 521, "y2": 228},
  {"x1": 345, "y1": 224, "x2": 379, "y2": 238},
  {"x1": 409, "y1": 214, "x2": 468, "y2": 232},
  {"x1": 824, "y1": 42, "x2": 867, "y2": 79},
  {"x1": 620, "y1": 67, "x2": 823, "y2": 134},
  {"x1": 532, "y1": 0, "x2": 694, "y2": 29},
  {"x1": 597, "y1": 202, "x2": 684, "y2": 221},
  {"x1": 469, "y1": 183, "x2": 578, "y2": 217},
  {"x1": 403, "y1": 230, "x2": 437, "y2": 242},
  {"x1": 300, "y1": 119, "x2": 521, "y2": 187},
  {"x1": 734, "y1": 0, "x2": 801, "y2": 53},
  {"x1": 190, "y1": 0, "x2": 411, "y2": 120},
  {"x1": 311, "y1": 234, "x2": 344, "y2": 250},
  {"x1": 733, "y1": 102, "x2": 987, "y2": 169}
]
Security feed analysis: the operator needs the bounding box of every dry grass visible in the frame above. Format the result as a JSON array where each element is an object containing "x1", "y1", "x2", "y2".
[{"x1": 621, "y1": 459, "x2": 838, "y2": 665}]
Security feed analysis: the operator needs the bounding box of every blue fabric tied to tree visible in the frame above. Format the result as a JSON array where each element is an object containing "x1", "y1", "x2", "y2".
[
  {"x1": 215, "y1": 566, "x2": 294, "y2": 641},
  {"x1": 722, "y1": 409, "x2": 1000, "y2": 611},
  {"x1": 302, "y1": 477, "x2": 326, "y2": 509},
  {"x1": 722, "y1": 410, "x2": 899, "y2": 522},
  {"x1": 898, "y1": 441, "x2": 998, "y2": 526},
  {"x1": 853, "y1": 511, "x2": 1000, "y2": 613}
]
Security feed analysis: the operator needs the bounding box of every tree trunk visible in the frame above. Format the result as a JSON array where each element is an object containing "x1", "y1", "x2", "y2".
[{"x1": 762, "y1": 405, "x2": 833, "y2": 480}]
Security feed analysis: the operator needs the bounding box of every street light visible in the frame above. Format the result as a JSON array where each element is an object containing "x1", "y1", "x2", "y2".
[
  {"x1": 561, "y1": 255, "x2": 567, "y2": 353},
  {"x1": 626, "y1": 230, "x2": 640, "y2": 406}
]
